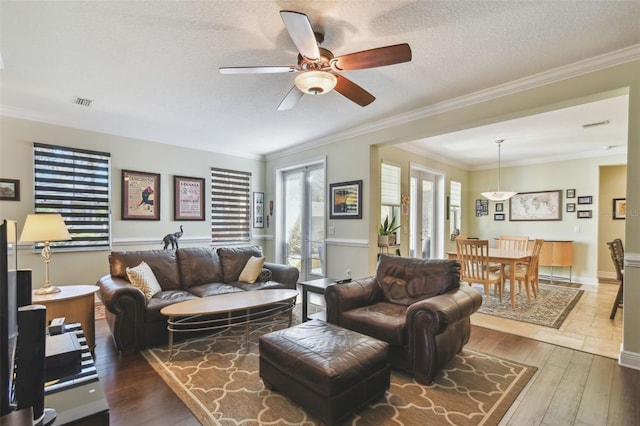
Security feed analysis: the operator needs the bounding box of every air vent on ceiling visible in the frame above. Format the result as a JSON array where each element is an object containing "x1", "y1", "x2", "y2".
[
  {"x1": 74, "y1": 97, "x2": 93, "y2": 107},
  {"x1": 582, "y1": 120, "x2": 609, "y2": 128}
]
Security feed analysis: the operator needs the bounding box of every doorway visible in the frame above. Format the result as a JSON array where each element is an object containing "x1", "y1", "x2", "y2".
[{"x1": 409, "y1": 168, "x2": 444, "y2": 259}]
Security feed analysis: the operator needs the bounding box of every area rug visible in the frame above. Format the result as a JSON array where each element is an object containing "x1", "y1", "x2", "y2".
[
  {"x1": 142, "y1": 307, "x2": 536, "y2": 426},
  {"x1": 474, "y1": 281, "x2": 583, "y2": 328}
]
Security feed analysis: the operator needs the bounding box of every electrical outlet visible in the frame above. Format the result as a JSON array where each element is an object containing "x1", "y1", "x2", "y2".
[{"x1": 346, "y1": 269, "x2": 351, "y2": 279}]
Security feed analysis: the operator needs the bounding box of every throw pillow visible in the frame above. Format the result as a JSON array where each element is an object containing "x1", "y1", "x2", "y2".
[
  {"x1": 257, "y1": 268, "x2": 272, "y2": 283},
  {"x1": 238, "y1": 256, "x2": 266, "y2": 283},
  {"x1": 126, "y1": 261, "x2": 163, "y2": 299}
]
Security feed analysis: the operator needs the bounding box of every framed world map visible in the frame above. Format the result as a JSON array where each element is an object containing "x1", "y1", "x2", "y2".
[{"x1": 509, "y1": 190, "x2": 562, "y2": 221}]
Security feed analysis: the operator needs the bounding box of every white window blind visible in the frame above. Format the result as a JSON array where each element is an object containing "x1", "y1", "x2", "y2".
[
  {"x1": 381, "y1": 163, "x2": 401, "y2": 206},
  {"x1": 210, "y1": 167, "x2": 251, "y2": 243},
  {"x1": 33, "y1": 142, "x2": 111, "y2": 250},
  {"x1": 450, "y1": 181, "x2": 461, "y2": 206}
]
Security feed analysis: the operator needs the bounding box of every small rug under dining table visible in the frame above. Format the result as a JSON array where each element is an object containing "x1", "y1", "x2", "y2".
[{"x1": 142, "y1": 305, "x2": 536, "y2": 426}]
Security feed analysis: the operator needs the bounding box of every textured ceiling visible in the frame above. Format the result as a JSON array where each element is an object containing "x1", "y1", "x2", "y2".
[{"x1": 1, "y1": 1, "x2": 639, "y2": 164}]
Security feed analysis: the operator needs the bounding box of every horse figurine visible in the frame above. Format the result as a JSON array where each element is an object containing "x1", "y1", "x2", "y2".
[{"x1": 162, "y1": 225, "x2": 183, "y2": 250}]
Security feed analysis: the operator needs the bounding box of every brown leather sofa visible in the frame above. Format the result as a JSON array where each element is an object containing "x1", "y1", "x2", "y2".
[
  {"x1": 96, "y1": 246, "x2": 299, "y2": 353},
  {"x1": 325, "y1": 255, "x2": 482, "y2": 385}
]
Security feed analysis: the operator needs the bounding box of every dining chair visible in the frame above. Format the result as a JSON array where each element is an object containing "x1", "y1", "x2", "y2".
[
  {"x1": 509, "y1": 239, "x2": 544, "y2": 302},
  {"x1": 607, "y1": 238, "x2": 624, "y2": 319},
  {"x1": 455, "y1": 238, "x2": 502, "y2": 302},
  {"x1": 489, "y1": 235, "x2": 530, "y2": 283}
]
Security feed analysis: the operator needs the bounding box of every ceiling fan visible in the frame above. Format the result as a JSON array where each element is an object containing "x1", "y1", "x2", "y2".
[{"x1": 219, "y1": 10, "x2": 412, "y2": 110}]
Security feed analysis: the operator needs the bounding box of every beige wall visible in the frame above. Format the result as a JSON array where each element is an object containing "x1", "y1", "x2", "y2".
[
  {"x1": 0, "y1": 116, "x2": 265, "y2": 287},
  {"x1": 598, "y1": 165, "x2": 627, "y2": 277}
]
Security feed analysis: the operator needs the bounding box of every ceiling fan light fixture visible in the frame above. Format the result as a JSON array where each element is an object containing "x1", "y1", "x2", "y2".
[
  {"x1": 294, "y1": 70, "x2": 337, "y2": 95},
  {"x1": 481, "y1": 139, "x2": 516, "y2": 201}
]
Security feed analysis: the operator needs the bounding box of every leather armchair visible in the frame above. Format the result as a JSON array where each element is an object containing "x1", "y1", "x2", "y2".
[{"x1": 325, "y1": 255, "x2": 482, "y2": 385}]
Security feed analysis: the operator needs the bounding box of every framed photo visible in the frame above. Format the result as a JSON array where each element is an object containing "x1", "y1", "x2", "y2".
[
  {"x1": 566, "y1": 203, "x2": 576, "y2": 213},
  {"x1": 509, "y1": 190, "x2": 562, "y2": 221},
  {"x1": 174, "y1": 176, "x2": 205, "y2": 221},
  {"x1": 0, "y1": 178, "x2": 20, "y2": 201},
  {"x1": 475, "y1": 199, "x2": 488, "y2": 217},
  {"x1": 613, "y1": 198, "x2": 626, "y2": 220},
  {"x1": 495, "y1": 202, "x2": 504, "y2": 212},
  {"x1": 577, "y1": 195, "x2": 593, "y2": 205},
  {"x1": 494, "y1": 213, "x2": 505, "y2": 221},
  {"x1": 566, "y1": 189, "x2": 576, "y2": 198},
  {"x1": 329, "y1": 180, "x2": 362, "y2": 219},
  {"x1": 577, "y1": 210, "x2": 593, "y2": 219},
  {"x1": 253, "y1": 192, "x2": 264, "y2": 228},
  {"x1": 122, "y1": 169, "x2": 160, "y2": 220}
]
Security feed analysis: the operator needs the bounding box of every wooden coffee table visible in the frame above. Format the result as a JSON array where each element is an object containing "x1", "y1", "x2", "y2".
[{"x1": 161, "y1": 289, "x2": 298, "y2": 358}]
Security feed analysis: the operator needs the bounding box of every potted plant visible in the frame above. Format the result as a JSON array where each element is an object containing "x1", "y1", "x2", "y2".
[{"x1": 378, "y1": 215, "x2": 401, "y2": 247}]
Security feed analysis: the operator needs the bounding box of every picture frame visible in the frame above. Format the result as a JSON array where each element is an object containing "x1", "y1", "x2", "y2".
[
  {"x1": 566, "y1": 203, "x2": 576, "y2": 213},
  {"x1": 174, "y1": 175, "x2": 205, "y2": 221},
  {"x1": 566, "y1": 189, "x2": 576, "y2": 198},
  {"x1": 509, "y1": 190, "x2": 562, "y2": 221},
  {"x1": 495, "y1": 202, "x2": 504, "y2": 212},
  {"x1": 475, "y1": 199, "x2": 488, "y2": 217},
  {"x1": 577, "y1": 195, "x2": 593, "y2": 205},
  {"x1": 329, "y1": 180, "x2": 362, "y2": 219},
  {"x1": 253, "y1": 192, "x2": 264, "y2": 228},
  {"x1": 494, "y1": 213, "x2": 505, "y2": 221},
  {"x1": 0, "y1": 178, "x2": 20, "y2": 201},
  {"x1": 577, "y1": 210, "x2": 593, "y2": 219},
  {"x1": 613, "y1": 198, "x2": 626, "y2": 220},
  {"x1": 122, "y1": 169, "x2": 160, "y2": 220}
]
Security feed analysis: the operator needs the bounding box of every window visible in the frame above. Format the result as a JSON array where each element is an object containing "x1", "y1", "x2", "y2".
[
  {"x1": 380, "y1": 162, "x2": 401, "y2": 241},
  {"x1": 210, "y1": 167, "x2": 251, "y2": 243},
  {"x1": 33, "y1": 142, "x2": 111, "y2": 250},
  {"x1": 449, "y1": 180, "x2": 462, "y2": 239}
]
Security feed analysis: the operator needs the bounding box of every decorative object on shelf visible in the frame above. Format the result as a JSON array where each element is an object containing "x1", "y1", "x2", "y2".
[
  {"x1": 122, "y1": 169, "x2": 160, "y2": 220},
  {"x1": 494, "y1": 213, "x2": 505, "y2": 221},
  {"x1": 378, "y1": 215, "x2": 401, "y2": 247},
  {"x1": 509, "y1": 190, "x2": 562, "y2": 221},
  {"x1": 475, "y1": 199, "x2": 488, "y2": 216},
  {"x1": 19, "y1": 213, "x2": 72, "y2": 294},
  {"x1": 401, "y1": 192, "x2": 410, "y2": 216},
  {"x1": 577, "y1": 195, "x2": 592, "y2": 205},
  {"x1": 566, "y1": 203, "x2": 576, "y2": 212},
  {"x1": 480, "y1": 140, "x2": 517, "y2": 201},
  {"x1": 162, "y1": 225, "x2": 183, "y2": 250},
  {"x1": 495, "y1": 202, "x2": 504, "y2": 212},
  {"x1": 577, "y1": 210, "x2": 593, "y2": 219},
  {"x1": 253, "y1": 192, "x2": 264, "y2": 228},
  {"x1": 0, "y1": 178, "x2": 20, "y2": 201},
  {"x1": 174, "y1": 176, "x2": 205, "y2": 221},
  {"x1": 566, "y1": 189, "x2": 576, "y2": 198},
  {"x1": 613, "y1": 198, "x2": 626, "y2": 220},
  {"x1": 329, "y1": 180, "x2": 362, "y2": 219}
]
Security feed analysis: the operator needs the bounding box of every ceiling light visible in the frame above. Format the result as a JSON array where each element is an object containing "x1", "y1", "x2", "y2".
[
  {"x1": 481, "y1": 140, "x2": 517, "y2": 202},
  {"x1": 294, "y1": 71, "x2": 337, "y2": 95}
]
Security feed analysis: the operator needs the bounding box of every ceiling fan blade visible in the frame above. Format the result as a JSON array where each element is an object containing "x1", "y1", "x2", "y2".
[
  {"x1": 334, "y1": 74, "x2": 375, "y2": 107},
  {"x1": 219, "y1": 66, "x2": 299, "y2": 74},
  {"x1": 280, "y1": 10, "x2": 320, "y2": 61},
  {"x1": 331, "y1": 43, "x2": 412, "y2": 71},
  {"x1": 277, "y1": 86, "x2": 304, "y2": 111}
]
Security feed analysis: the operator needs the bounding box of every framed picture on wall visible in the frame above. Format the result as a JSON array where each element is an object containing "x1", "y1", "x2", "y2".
[
  {"x1": 0, "y1": 178, "x2": 20, "y2": 201},
  {"x1": 509, "y1": 190, "x2": 562, "y2": 221},
  {"x1": 122, "y1": 169, "x2": 160, "y2": 220},
  {"x1": 253, "y1": 192, "x2": 264, "y2": 228},
  {"x1": 577, "y1": 195, "x2": 593, "y2": 204},
  {"x1": 613, "y1": 198, "x2": 626, "y2": 220},
  {"x1": 577, "y1": 210, "x2": 593, "y2": 219},
  {"x1": 566, "y1": 189, "x2": 576, "y2": 198},
  {"x1": 174, "y1": 175, "x2": 205, "y2": 221},
  {"x1": 495, "y1": 203, "x2": 504, "y2": 212},
  {"x1": 566, "y1": 203, "x2": 576, "y2": 213},
  {"x1": 329, "y1": 180, "x2": 362, "y2": 219},
  {"x1": 494, "y1": 213, "x2": 505, "y2": 221}
]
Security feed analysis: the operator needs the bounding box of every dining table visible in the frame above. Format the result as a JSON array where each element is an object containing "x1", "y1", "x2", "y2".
[{"x1": 447, "y1": 248, "x2": 531, "y2": 309}]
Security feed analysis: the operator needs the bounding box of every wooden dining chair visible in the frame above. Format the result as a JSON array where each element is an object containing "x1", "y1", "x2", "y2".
[
  {"x1": 510, "y1": 239, "x2": 544, "y2": 302},
  {"x1": 489, "y1": 235, "x2": 530, "y2": 284},
  {"x1": 607, "y1": 238, "x2": 624, "y2": 319},
  {"x1": 455, "y1": 238, "x2": 502, "y2": 302}
]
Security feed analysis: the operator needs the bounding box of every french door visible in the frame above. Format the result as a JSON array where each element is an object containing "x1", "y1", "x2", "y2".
[
  {"x1": 281, "y1": 164, "x2": 325, "y2": 281},
  {"x1": 410, "y1": 169, "x2": 441, "y2": 259}
]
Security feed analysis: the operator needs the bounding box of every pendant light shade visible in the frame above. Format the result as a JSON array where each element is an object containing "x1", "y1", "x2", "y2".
[
  {"x1": 481, "y1": 140, "x2": 517, "y2": 201},
  {"x1": 294, "y1": 70, "x2": 337, "y2": 95}
]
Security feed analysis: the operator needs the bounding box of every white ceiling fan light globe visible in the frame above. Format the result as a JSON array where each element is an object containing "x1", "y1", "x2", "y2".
[{"x1": 294, "y1": 71, "x2": 337, "y2": 95}]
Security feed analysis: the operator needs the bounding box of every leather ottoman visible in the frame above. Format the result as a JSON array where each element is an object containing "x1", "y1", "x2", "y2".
[{"x1": 259, "y1": 320, "x2": 390, "y2": 425}]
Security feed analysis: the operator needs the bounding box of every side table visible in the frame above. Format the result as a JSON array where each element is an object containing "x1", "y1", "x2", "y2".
[
  {"x1": 32, "y1": 285, "x2": 99, "y2": 351},
  {"x1": 299, "y1": 278, "x2": 336, "y2": 322}
]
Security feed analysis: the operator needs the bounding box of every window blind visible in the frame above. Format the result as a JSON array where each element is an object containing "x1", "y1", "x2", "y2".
[
  {"x1": 450, "y1": 181, "x2": 461, "y2": 207},
  {"x1": 33, "y1": 142, "x2": 111, "y2": 250},
  {"x1": 381, "y1": 163, "x2": 401, "y2": 206},
  {"x1": 210, "y1": 167, "x2": 251, "y2": 243}
]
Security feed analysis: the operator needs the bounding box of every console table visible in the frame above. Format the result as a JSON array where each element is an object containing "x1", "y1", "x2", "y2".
[{"x1": 536, "y1": 240, "x2": 573, "y2": 282}]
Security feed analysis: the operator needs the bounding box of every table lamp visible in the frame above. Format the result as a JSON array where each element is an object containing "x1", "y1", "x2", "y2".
[{"x1": 19, "y1": 213, "x2": 71, "y2": 295}]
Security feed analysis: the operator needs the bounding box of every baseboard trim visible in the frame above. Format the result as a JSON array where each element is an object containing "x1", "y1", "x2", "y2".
[{"x1": 619, "y1": 348, "x2": 640, "y2": 371}]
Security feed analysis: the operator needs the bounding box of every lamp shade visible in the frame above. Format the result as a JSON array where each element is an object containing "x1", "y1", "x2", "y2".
[
  {"x1": 19, "y1": 214, "x2": 71, "y2": 243},
  {"x1": 294, "y1": 71, "x2": 337, "y2": 95}
]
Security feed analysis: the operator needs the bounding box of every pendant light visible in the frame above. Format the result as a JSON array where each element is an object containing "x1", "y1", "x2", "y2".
[{"x1": 481, "y1": 139, "x2": 517, "y2": 201}]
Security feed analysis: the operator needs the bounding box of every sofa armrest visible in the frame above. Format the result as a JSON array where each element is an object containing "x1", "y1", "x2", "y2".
[
  {"x1": 96, "y1": 274, "x2": 147, "y2": 353},
  {"x1": 407, "y1": 285, "x2": 482, "y2": 335},
  {"x1": 263, "y1": 262, "x2": 299, "y2": 289},
  {"x1": 325, "y1": 277, "x2": 382, "y2": 325}
]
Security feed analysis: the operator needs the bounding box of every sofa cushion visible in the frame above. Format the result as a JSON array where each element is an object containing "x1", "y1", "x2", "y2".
[
  {"x1": 126, "y1": 261, "x2": 162, "y2": 299},
  {"x1": 336, "y1": 302, "x2": 407, "y2": 346},
  {"x1": 217, "y1": 246, "x2": 263, "y2": 283},
  {"x1": 110, "y1": 250, "x2": 181, "y2": 290},
  {"x1": 176, "y1": 247, "x2": 223, "y2": 289},
  {"x1": 238, "y1": 256, "x2": 266, "y2": 283},
  {"x1": 376, "y1": 255, "x2": 460, "y2": 306},
  {"x1": 186, "y1": 282, "x2": 244, "y2": 298},
  {"x1": 145, "y1": 290, "x2": 199, "y2": 322}
]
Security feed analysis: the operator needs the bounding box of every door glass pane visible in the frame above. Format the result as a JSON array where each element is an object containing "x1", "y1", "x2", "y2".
[
  {"x1": 283, "y1": 171, "x2": 303, "y2": 272},
  {"x1": 421, "y1": 179, "x2": 434, "y2": 258},
  {"x1": 308, "y1": 167, "x2": 325, "y2": 277}
]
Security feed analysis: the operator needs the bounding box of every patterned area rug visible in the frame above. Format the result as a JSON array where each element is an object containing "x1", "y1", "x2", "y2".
[
  {"x1": 474, "y1": 281, "x2": 583, "y2": 328},
  {"x1": 142, "y1": 306, "x2": 536, "y2": 426}
]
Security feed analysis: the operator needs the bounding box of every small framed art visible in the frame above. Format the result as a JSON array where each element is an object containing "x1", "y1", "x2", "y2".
[
  {"x1": 0, "y1": 178, "x2": 20, "y2": 201},
  {"x1": 577, "y1": 210, "x2": 592, "y2": 219},
  {"x1": 495, "y1": 203, "x2": 504, "y2": 212},
  {"x1": 122, "y1": 169, "x2": 160, "y2": 220},
  {"x1": 566, "y1": 189, "x2": 575, "y2": 198},
  {"x1": 174, "y1": 175, "x2": 205, "y2": 221},
  {"x1": 494, "y1": 213, "x2": 505, "y2": 221},
  {"x1": 577, "y1": 195, "x2": 593, "y2": 205},
  {"x1": 329, "y1": 180, "x2": 362, "y2": 219},
  {"x1": 253, "y1": 192, "x2": 264, "y2": 228},
  {"x1": 613, "y1": 198, "x2": 626, "y2": 220},
  {"x1": 566, "y1": 203, "x2": 576, "y2": 213}
]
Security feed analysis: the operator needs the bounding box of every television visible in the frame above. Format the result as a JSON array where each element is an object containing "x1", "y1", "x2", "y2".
[{"x1": 1, "y1": 219, "x2": 18, "y2": 416}]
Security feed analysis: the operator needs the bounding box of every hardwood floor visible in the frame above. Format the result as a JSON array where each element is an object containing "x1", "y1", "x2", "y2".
[{"x1": 93, "y1": 312, "x2": 639, "y2": 425}]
